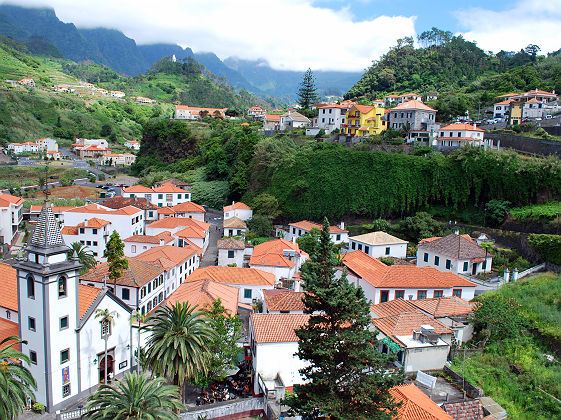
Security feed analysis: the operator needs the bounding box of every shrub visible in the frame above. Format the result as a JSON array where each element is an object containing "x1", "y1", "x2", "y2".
[
  {"x1": 528, "y1": 234, "x2": 561, "y2": 265},
  {"x1": 378, "y1": 257, "x2": 394, "y2": 266}
]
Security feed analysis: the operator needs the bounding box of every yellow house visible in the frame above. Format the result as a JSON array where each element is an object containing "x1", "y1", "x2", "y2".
[
  {"x1": 343, "y1": 105, "x2": 387, "y2": 136},
  {"x1": 509, "y1": 102, "x2": 523, "y2": 126}
]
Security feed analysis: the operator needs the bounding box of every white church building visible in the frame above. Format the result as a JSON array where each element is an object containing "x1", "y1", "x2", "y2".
[{"x1": 12, "y1": 201, "x2": 136, "y2": 413}]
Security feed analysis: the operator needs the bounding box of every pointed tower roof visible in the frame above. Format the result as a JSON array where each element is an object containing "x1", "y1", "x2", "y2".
[{"x1": 30, "y1": 202, "x2": 65, "y2": 248}]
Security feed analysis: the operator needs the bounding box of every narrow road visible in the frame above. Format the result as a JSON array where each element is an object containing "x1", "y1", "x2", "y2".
[{"x1": 200, "y1": 209, "x2": 223, "y2": 267}]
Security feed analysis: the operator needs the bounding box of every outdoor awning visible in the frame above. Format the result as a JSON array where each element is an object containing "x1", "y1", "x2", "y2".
[{"x1": 381, "y1": 337, "x2": 402, "y2": 353}]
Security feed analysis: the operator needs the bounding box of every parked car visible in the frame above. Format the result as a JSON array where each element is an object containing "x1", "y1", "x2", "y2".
[{"x1": 545, "y1": 114, "x2": 553, "y2": 120}]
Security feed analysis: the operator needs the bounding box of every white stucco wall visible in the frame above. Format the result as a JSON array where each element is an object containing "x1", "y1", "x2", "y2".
[
  {"x1": 348, "y1": 241, "x2": 407, "y2": 259},
  {"x1": 218, "y1": 248, "x2": 244, "y2": 267}
]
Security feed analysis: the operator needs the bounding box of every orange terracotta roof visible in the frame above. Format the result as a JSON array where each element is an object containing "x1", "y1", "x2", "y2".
[
  {"x1": 153, "y1": 182, "x2": 187, "y2": 193},
  {"x1": 494, "y1": 99, "x2": 514, "y2": 105},
  {"x1": 172, "y1": 201, "x2": 205, "y2": 213},
  {"x1": 371, "y1": 299, "x2": 419, "y2": 318},
  {"x1": 342, "y1": 251, "x2": 476, "y2": 288},
  {"x1": 148, "y1": 217, "x2": 210, "y2": 231},
  {"x1": 373, "y1": 312, "x2": 452, "y2": 347},
  {"x1": 265, "y1": 114, "x2": 281, "y2": 121},
  {"x1": 438, "y1": 137, "x2": 484, "y2": 141},
  {"x1": 66, "y1": 204, "x2": 141, "y2": 216},
  {"x1": 391, "y1": 100, "x2": 436, "y2": 111},
  {"x1": 175, "y1": 105, "x2": 228, "y2": 112},
  {"x1": 167, "y1": 279, "x2": 239, "y2": 314},
  {"x1": 124, "y1": 231, "x2": 174, "y2": 244},
  {"x1": 81, "y1": 258, "x2": 164, "y2": 288},
  {"x1": 439, "y1": 123, "x2": 484, "y2": 132},
  {"x1": 135, "y1": 245, "x2": 197, "y2": 270},
  {"x1": 61, "y1": 226, "x2": 79, "y2": 235},
  {"x1": 187, "y1": 266, "x2": 275, "y2": 286},
  {"x1": 0, "y1": 194, "x2": 23, "y2": 207},
  {"x1": 349, "y1": 105, "x2": 375, "y2": 114},
  {"x1": 77, "y1": 218, "x2": 111, "y2": 228},
  {"x1": 78, "y1": 284, "x2": 102, "y2": 318},
  {"x1": 409, "y1": 296, "x2": 474, "y2": 317},
  {"x1": 496, "y1": 92, "x2": 522, "y2": 98},
  {"x1": 250, "y1": 253, "x2": 295, "y2": 268},
  {"x1": 289, "y1": 220, "x2": 347, "y2": 233},
  {"x1": 0, "y1": 262, "x2": 18, "y2": 311},
  {"x1": 0, "y1": 318, "x2": 20, "y2": 350},
  {"x1": 251, "y1": 313, "x2": 310, "y2": 343},
  {"x1": 390, "y1": 383, "x2": 454, "y2": 420},
  {"x1": 223, "y1": 201, "x2": 252, "y2": 212},
  {"x1": 157, "y1": 207, "x2": 176, "y2": 215},
  {"x1": 123, "y1": 185, "x2": 154, "y2": 193},
  {"x1": 263, "y1": 289, "x2": 306, "y2": 312},
  {"x1": 250, "y1": 238, "x2": 304, "y2": 268}
]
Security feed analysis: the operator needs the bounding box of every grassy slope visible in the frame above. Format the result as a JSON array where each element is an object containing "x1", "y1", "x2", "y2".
[
  {"x1": 0, "y1": 166, "x2": 88, "y2": 189},
  {"x1": 452, "y1": 273, "x2": 561, "y2": 419}
]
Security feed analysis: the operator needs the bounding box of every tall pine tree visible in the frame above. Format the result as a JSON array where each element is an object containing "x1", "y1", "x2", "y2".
[
  {"x1": 297, "y1": 68, "x2": 319, "y2": 110},
  {"x1": 287, "y1": 218, "x2": 403, "y2": 419}
]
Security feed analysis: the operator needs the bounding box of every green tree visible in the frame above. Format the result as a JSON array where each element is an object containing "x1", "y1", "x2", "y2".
[
  {"x1": 397, "y1": 212, "x2": 445, "y2": 242},
  {"x1": 471, "y1": 294, "x2": 527, "y2": 345},
  {"x1": 193, "y1": 299, "x2": 242, "y2": 389},
  {"x1": 68, "y1": 242, "x2": 97, "y2": 274},
  {"x1": 287, "y1": 219, "x2": 403, "y2": 419},
  {"x1": 485, "y1": 199, "x2": 510, "y2": 227},
  {"x1": 251, "y1": 193, "x2": 281, "y2": 219},
  {"x1": 247, "y1": 215, "x2": 273, "y2": 237},
  {"x1": 371, "y1": 219, "x2": 391, "y2": 232},
  {"x1": 85, "y1": 371, "x2": 184, "y2": 420},
  {"x1": 525, "y1": 44, "x2": 541, "y2": 62},
  {"x1": 95, "y1": 309, "x2": 119, "y2": 385},
  {"x1": 143, "y1": 302, "x2": 217, "y2": 402},
  {"x1": 0, "y1": 336, "x2": 37, "y2": 420},
  {"x1": 297, "y1": 68, "x2": 319, "y2": 110},
  {"x1": 104, "y1": 231, "x2": 129, "y2": 289},
  {"x1": 296, "y1": 227, "x2": 322, "y2": 256}
]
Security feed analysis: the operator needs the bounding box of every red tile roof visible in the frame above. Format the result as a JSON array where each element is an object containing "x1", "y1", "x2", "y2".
[
  {"x1": 148, "y1": 218, "x2": 210, "y2": 232},
  {"x1": 78, "y1": 284, "x2": 102, "y2": 318},
  {"x1": 390, "y1": 384, "x2": 454, "y2": 420},
  {"x1": 124, "y1": 231, "x2": 174, "y2": 244},
  {"x1": 0, "y1": 194, "x2": 23, "y2": 207},
  {"x1": 217, "y1": 237, "x2": 245, "y2": 250},
  {"x1": 0, "y1": 318, "x2": 20, "y2": 350},
  {"x1": 223, "y1": 201, "x2": 252, "y2": 212},
  {"x1": 289, "y1": 220, "x2": 347, "y2": 233},
  {"x1": 439, "y1": 123, "x2": 484, "y2": 132},
  {"x1": 342, "y1": 251, "x2": 476, "y2": 289},
  {"x1": 135, "y1": 245, "x2": 197, "y2": 270},
  {"x1": 373, "y1": 312, "x2": 452, "y2": 346},
  {"x1": 0, "y1": 262, "x2": 18, "y2": 311},
  {"x1": 66, "y1": 204, "x2": 141, "y2": 216},
  {"x1": 251, "y1": 313, "x2": 310, "y2": 343},
  {"x1": 391, "y1": 100, "x2": 436, "y2": 111},
  {"x1": 187, "y1": 266, "x2": 275, "y2": 286},
  {"x1": 123, "y1": 185, "x2": 153, "y2": 193},
  {"x1": 172, "y1": 201, "x2": 205, "y2": 213},
  {"x1": 157, "y1": 207, "x2": 176, "y2": 215},
  {"x1": 409, "y1": 296, "x2": 474, "y2": 317},
  {"x1": 77, "y1": 218, "x2": 111, "y2": 228},
  {"x1": 153, "y1": 182, "x2": 186, "y2": 193},
  {"x1": 263, "y1": 289, "x2": 306, "y2": 312},
  {"x1": 102, "y1": 197, "x2": 157, "y2": 210},
  {"x1": 167, "y1": 279, "x2": 239, "y2": 314},
  {"x1": 371, "y1": 299, "x2": 419, "y2": 318},
  {"x1": 249, "y1": 238, "x2": 304, "y2": 268},
  {"x1": 81, "y1": 258, "x2": 164, "y2": 288}
]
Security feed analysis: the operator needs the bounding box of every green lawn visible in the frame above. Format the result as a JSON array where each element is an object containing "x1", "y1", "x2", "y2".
[{"x1": 510, "y1": 201, "x2": 561, "y2": 222}]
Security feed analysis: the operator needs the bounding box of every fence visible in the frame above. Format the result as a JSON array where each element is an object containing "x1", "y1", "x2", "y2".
[
  {"x1": 517, "y1": 263, "x2": 546, "y2": 279},
  {"x1": 443, "y1": 366, "x2": 484, "y2": 399},
  {"x1": 56, "y1": 407, "x2": 88, "y2": 419},
  {"x1": 181, "y1": 397, "x2": 265, "y2": 420}
]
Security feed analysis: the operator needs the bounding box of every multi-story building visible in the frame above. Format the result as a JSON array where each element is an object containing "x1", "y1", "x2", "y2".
[
  {"x1": 156, "y1": 201, "x2": 206, "y2": 222},
  {"x1": 388, "y1": 100, "x2": 438, "y2": 144},
  {"x1": 0, "y1": 193, "x2": 23, "y2": 244},
  {"x1": 436, "y1": 123, "x2": 489, "y2": 149},
  {"x1": 124, "y1": 232, "x2": 175, "y2": 257},
  {"x1": 145, "y1": 217, "x2": 210, "y2": 255},
  {"x1": 249, "y1": 238, "x2": 308, "y2": 287},
  {"x1": 343, "y1": 105, "x2": 387, "y2": 136},
  {"x1": 223, "y1": 201, "x2": 253, "y2": 221},
  {"x1": 7, "y1": 141, "x2": 40, "y2": 154},
  {"x1": 63, "y1": 203, "x2": 145, "y2": 241},
  {"x1": 123, "y1": 183, "x2": 191, "y2": 207},
  {"x1": 247, "y1": 106, "x2": 266, "y2": 118},
  {"x1": 175, "y1": 105, "x2": 228, "y2": 120},
  {"x1": 286, "y1": 220, "x2": 348, "y2": 245},
  {"x1": 124, "y1": 140, "x2": 140, "y2": 150},
  {"x1": 61, "y1": 218, "x2": 113, "y2": 261},
  {"x1": 102, "y1": 153, "x2": 136, "y2": 166},
  {"x1": 102, "y1": 196, "x2": 159, "y2": 225},
  {"x1": 315, "y1": 103, "x2": 353, "y2": 134}
]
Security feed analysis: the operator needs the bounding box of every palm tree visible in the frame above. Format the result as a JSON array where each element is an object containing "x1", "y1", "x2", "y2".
[
  {"x1": 143, "y1": 302, "x2": 217, "y2": 402},
  {"x1": 85, "y1": 371, "x2": 184, "y2": 419},
  {"x1": 68, "y1": 242, "x2": 96, "y2": 274},
  {"x1": 95, "y1": 309, "x2": 119, "y2": 385},
  {"x1": 129, "y1": 311, "x2": 146, "y2": 374},
  {"x1": 0, "y1": 336, "x2": 37, "y2": 419}
]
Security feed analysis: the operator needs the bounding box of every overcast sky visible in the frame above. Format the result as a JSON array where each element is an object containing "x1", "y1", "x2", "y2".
[{"x1": 9, "y1": 0, "x2": 561, "y2": 72}]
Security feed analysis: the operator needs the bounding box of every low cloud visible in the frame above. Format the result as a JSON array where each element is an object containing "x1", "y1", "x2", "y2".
[
  {"x1": 456, "y1": 0, "x2": 561, "y2": 54},
  {"x1": 14, "y1": 0, "x2": 416, "y2": 71}
]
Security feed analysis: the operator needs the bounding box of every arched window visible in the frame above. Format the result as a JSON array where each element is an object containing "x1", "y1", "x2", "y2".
[
  {"x1": 27, "y1": 275, "x2": 35, "y2": 299},
  {"x1": 58, "y1": 276, "x2": 67, "y2": 298}
]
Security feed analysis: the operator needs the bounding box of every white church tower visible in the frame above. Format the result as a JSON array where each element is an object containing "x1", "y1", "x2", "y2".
[{"x1": 14, "y1": 200, "x2": 82, "y2": 412}]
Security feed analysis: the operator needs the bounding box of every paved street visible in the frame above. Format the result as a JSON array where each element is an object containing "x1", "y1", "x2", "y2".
[{"x1": 200, "y1": 209, "x2": 223, "y2": 267}]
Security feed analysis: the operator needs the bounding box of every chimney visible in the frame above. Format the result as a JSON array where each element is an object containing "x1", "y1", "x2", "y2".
[
  {"x1": 473, "y1": 122, "x2": 476, "y2": 130},
  {"x1": 232, "y1": 200, "x2": 235, "y2": 205},
  {"x1": 160, "y1": 239, "x2": 164, "y2": 246},
  {"x1": 292, "y1": 236, "x2": 296, "y2": 244},
  {"x1": 454, "y1": 229, "x2": 459, "y2": 235},
  {"x1": 340, "y1": 221, "x2": 345, "y2": 230}
]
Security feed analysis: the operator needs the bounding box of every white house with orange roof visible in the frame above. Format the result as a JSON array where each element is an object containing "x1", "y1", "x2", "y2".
[
  {"x1": 123, "y1": 231, "x2": 174, "y2": 257},
  {"x1": 110, "y1": 90, "x2": 125, "y2": 98},
  {"x1": 340, "y1": 250, "x2": 476, "y2": 305},
  {"x1": 436, "y1": 123, "x2": 489, "y2": 149},
  {"x1": 123, "y1": 183, "x2": 192, "y2": 207},
  {"x1": 263, "y1": 114, "x2": 281, "y2": 131},
  {"x1": 78, "y1": 144, "x2": 112, "y2": 161},
  {"x1": 247, "y1": 106, "x2": 266, "y2": 118},
  {"x1": 249, "y1": 238, "x2": 308, "y2": 288},
  {"x1": 46, "y1": 150, "x2": 62, "y2": 160},
  {"x1": 175, "y1": 105, "x2": 228, "y2": 120},
  {"x1": 314, "y1": 103, "x2": 353, "y2": 134},
  {"x1": 186, "y1": 266, "x2": 275, "y2": 305},
  {"x1": 223, "y1": 201, "x2": 253, "y2": 221},
  {"x1": 72, "y1": 138, "x2": 108, "y2": 152},
  {"x1": 29, "y1": 205, "x2": 75, "y2": 223},
  {"x1": 493, "y1": 99, "x2": 513, "y2": 118},
  {"x1": 8, "y1": 141, "x2": 40, "y2": 154},
  {"x1": 61, "y1": 217, "x2": 114, "y2": 261},
  {"x1": 0, "y1": 193, "x2": 23, "y2": 244},
  {"x1": 166, "y1": 278, "x2": 240, "y2": 315},
  {"x1": 124, "y1": 140, "x2": 140, "y2": 150},
  {"x1": 262, "y1": 289, "x2": 306, "y2": 314},
  {"x1": 135, "y1": 96, "x2": 155, "y2": 103},
  {"x1": 63, "y1": 203, "x2": 145, "y2": 241},
  {"x1": 156, "y1": 201, "x2": 206, "y2": 222},
  {"x1": 287, "y1": 220, "x2": 348, "y2": 245},
  {"x1": 145, "y1": 217, "x2": 210, "y2": 254},
  {"x1": 13, "y1": 202, "x2": 134, "y2": 413},
  {"x1": 371, "y1": 299, "x2": 453, "y2": 372},
  {"x1": 249, "y1": 313, "x2": 310, "y2": 395},
  {"x1": 390, "y1": 383, "x2": 454, "y2": 420},
  {"x1": 18, "y1": 78, "x2": 35, "y2": 87}
]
